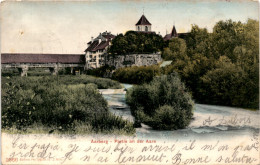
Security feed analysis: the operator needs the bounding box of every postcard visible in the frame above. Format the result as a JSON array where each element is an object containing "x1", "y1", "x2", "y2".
[{"x1": 1, "y1": 0, "x2": 259, "y2": 164}]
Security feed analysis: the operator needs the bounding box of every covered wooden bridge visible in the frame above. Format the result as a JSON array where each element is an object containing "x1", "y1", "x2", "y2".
[{"x1": 1, "y1": 53, "x2": 86, "y2": 76}]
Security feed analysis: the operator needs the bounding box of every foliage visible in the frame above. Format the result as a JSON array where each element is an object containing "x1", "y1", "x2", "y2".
[
  {"x1": 112, "y1": 65, "x2": 161, "y2": 84},
  {"x1": 126, "y1": 73, "x2": 194, "y2": 130},
  {"x1": 108, "y1": 31, "x2": 164, "y2": 55},
  {"x1": 162, "y1": 19, "x2": 259, "y2": 109},
  {"x1": 162, "y1": 38, "x2": 188, "y2": 61},
  {"x1": 85, "y1": 65, "x2": 115, "y2": 77},
  {"x1": 200, "y1": 57, "x2": 259, "y2": 108},
  {"x1": 2, "y1": 68, "x2": 20, "y2": 77},
  {"x1": 58, "y1": 67, "x2": 74, "y2": 75},
  {"x1": 57, "y1": 75, "x2": 122, "y2": 89},
  {"x1": 1, "y1": 76, "x2": 134, "y2": 134},
  {"x1": 2, "y1": 75, "x2": 121, "y2": 89}
]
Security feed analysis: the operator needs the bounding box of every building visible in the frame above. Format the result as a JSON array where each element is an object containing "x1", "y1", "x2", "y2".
[
  {"x1": 164, "y1": 25, "x2": 189, "y2": 41},
  {"x1": 163, "y1": 25, "x2": 178, "y2": 41},
  {"x1": 85, "y1": 31, "x2": 115, "y2": 69},
  {"x1": 1, "y1": 53, "x2": 85, "y2": 76},
  {"x1": 85, "y1": 14, "x2": 155, "y2": 69},
  {"x1": 135, "y1": 15, "x2": 152, "y2": 32}
]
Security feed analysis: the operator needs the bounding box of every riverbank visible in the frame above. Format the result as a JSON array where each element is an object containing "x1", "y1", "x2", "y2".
[{"x1": 102, "y1": 84, "x2": 259, "y2": 140}]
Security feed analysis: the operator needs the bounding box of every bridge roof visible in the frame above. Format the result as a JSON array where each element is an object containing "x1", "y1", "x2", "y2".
[{"x1": 1, "y1": 53, "x2": 85, "y2": 64}]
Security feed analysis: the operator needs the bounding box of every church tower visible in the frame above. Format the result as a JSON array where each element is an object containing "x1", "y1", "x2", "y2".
[{"x1": 135, "y1": 15, "x2": 152, "y2": 32}]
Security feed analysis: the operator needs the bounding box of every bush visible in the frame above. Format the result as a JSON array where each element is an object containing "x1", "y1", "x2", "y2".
[
  {"x1": 112, "y1": 65, "x2": 161, "y2": 84},
  {"x1": 57, "y1": 75, "x2": 122, "y2": 89},
  {"x1": 85, "y1": 65, "x2": 115, "y2": 77},
  {"x1": 91, "y1": 113, "x2": 135, "y2": 134},
  {"x1": 200, "y1": 60, "x2": 259, "y2": 109},
  {"x1": 126, "y1": 73, "x2": 194, "y2": 130},
  {"x1": 2, "y1": 80, "x2": 108, "y2": 130},
  {"x1": 2, "y1": 76, "x2": 134, "y2": 134},
  {"x1": 1, "y1": 68, "x2": 20, "y2": 77}
]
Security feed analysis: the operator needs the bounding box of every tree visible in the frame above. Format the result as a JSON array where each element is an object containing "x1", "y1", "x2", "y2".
[
  {"x1": 186, "y1": 25, "x2": 212, "y2": 58},
  {"x1": 108, "y1": 31, "x2": 164, "y2": 55},
  {"x1": 126, "y1": 73, "x2": 194, "y2": 130},
  {"x1": 211, "y1": 19, "x2": 244, "y2": 62},
  {"x1": 162, "y1": 19, "x2": 259, "y2": 108},
  {"x1": 162, "y1": 38, "x2": 187, "y2": 61}
]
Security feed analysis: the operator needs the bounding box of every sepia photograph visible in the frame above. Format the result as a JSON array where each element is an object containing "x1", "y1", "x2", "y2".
[{"x1": 1, "y1": 0, "x2": 259, "y2": 164}]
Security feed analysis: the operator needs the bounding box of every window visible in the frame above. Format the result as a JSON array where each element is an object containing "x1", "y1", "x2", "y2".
[
  {"x1": 145, "y1": 26, "x2": 148, "y2": 32},
  {"x1": 138, "y1": 26, "x2": 140, "y2": 31}
]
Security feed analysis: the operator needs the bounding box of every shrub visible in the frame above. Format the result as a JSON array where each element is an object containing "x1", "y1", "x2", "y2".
[
  {"x1": 200, "y1": 61, "x2": 259, "y2": 109},
  {"x1": 2, "y1": 76, "x2": 134, "y2": 134},
  {"x1": 126, "y1": 73, "x2": 194, "y2": 130},
  {"x1": 85, "y1": 65, "x2": 115, "y2": 77},
  {"x1": 112, "y1": 65, "x2": 161, "y2": 84},
  {"x1": 91, "y1": 113, "x2": 135, "y2": 134},
  {"x1": 56, "y1": 75, "x2": 122, "y2": 89}
]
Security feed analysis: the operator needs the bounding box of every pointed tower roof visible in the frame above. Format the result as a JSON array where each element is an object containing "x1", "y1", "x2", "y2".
[
  {"x1": 171, "y1": 25, "x2": 178, "y2": 37},
  {"x1": 163, "y1": 25, "x2": 178, "y2": 41},
  {"x1": 136, "y1": 15, "x2": 152, "y2": 25}
]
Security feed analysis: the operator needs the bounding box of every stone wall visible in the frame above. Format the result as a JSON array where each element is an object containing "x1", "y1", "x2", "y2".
[{"x1": 105, "y1": 53, "x2": 162, "y2": 69}]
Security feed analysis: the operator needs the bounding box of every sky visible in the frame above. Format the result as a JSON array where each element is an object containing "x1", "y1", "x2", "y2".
[{"x1": 0, "y1": 0, "x2": 259, "y2": 54}]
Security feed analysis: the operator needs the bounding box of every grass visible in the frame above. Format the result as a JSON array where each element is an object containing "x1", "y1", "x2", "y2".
[
  {"x1": 1, "y1": 74, "x2": 122, "y2": 89},
  {"x1": 2, "y1": 120, "x2": 135, "y2": 136}
]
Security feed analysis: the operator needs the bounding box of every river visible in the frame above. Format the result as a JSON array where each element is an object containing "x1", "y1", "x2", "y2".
[{"x1": 99, "y1": 84, "x2": 259, "y2": 140}]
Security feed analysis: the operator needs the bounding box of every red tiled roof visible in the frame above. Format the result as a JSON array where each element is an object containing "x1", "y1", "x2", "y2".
[
  {"x1": 85, "y1": 32, "x2": 115, "y2": 52},
  {"x1": 93, "y1": 41, "x2": 109, "y2": 51},
  {"x1": 1, "y1": 53, "x2": 85, "y2": 64},
  {"x1": 103, "y1": 34, "x2": 115, "y2": 40},
  {"x1": 85, "y1": 33, "x2": 115, "y2": 52},
  {"x1": 136, "y1": 15, "x2": 152, "y2": 25},
  {"x1": 163, "y1": 26, "x2": 178, "y2": 41},
  {"x1": 85, "y1": 40, "x2": 99, "y2": 52},
  {"x1": 163, "y1": 34, "x2": 172, "y2": 41}
]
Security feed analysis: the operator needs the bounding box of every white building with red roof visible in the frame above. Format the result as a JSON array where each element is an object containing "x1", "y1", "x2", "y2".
[
  {"x1": 85, "y1": 31, "x2": 115, "y2": 69},
  {"x1": 85, "y1": 15, "x2": 154, "y2": 69}
]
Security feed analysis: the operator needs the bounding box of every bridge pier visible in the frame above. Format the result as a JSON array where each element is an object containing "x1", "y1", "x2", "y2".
[
  {"x1": 18, "y1": 65, "x2": 29, "y2": 77},
  {"x1": 70, "y1": 67, "x2": 82, "y2": 75},
  {"x1": 49, "y1": 65, "x2": 59, "y2": 75},
  {"x1": 75, "y1": 69, "x2": 81, "y2": 75}
]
